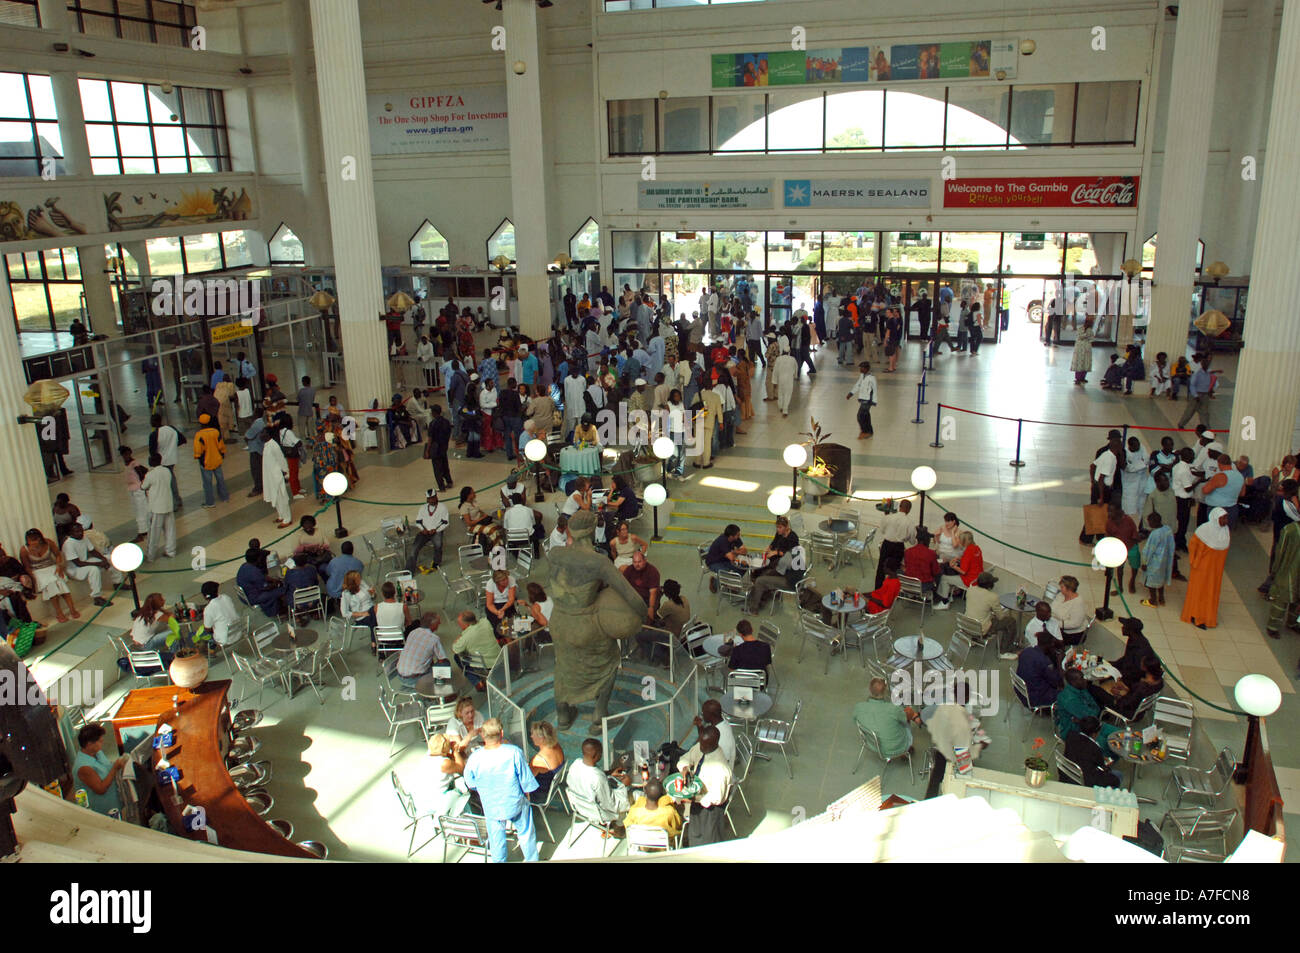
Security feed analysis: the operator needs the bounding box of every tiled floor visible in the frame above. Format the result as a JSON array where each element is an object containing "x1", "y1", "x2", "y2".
[{"x1": 27, "y1": 316, "x2": 1296, "y2": 860}]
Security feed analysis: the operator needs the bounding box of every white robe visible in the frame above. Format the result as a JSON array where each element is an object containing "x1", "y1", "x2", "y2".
[
  {"x1": 773, "y1": 354, "x2": 797, "y2": 413},
  {"x1": 262, "y1": 439, "x2": 292, "y2": 523}
]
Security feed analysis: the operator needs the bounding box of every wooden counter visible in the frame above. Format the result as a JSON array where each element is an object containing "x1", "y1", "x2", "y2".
[
  {"x1": 148, "y1": 680, "x2": 316, "y2": 859},
  {"x1": 108, "y1": 684, "x2": 182, "y2": 750}
]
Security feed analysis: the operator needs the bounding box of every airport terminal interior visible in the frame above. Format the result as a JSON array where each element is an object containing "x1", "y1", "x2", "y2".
[{"x1": 1, "y1": 0, "x2": 1299, "y2": 863}]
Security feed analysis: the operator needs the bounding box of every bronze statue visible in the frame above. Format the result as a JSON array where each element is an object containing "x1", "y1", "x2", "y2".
[{"x1": 547, "y1": 510, "x2": 645, "y2": 732}]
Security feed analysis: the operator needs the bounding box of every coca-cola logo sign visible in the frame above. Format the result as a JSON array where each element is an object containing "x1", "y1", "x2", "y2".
[{"x1": 944, "y1": 176, "x2": 1140, "y2": 209}]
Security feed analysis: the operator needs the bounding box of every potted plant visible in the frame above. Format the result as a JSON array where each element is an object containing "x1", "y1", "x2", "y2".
[
  {"x1": 632, "y1": 449, "x2": 664, "y2": 486},
  {"x1": 166, "y1": 623, "x2": 210, "y2": 689},
  {"x1": 797, "y1": 418, "x2": 835, "y2": 502},
  {"x1": 1024, "y1": 737, "x2": 1049, "y2": 787}
]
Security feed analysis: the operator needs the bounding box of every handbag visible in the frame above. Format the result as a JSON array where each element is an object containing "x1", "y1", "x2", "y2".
[{"x1": 1082, "y1": 503, "x2": 1109, "y2": 535}]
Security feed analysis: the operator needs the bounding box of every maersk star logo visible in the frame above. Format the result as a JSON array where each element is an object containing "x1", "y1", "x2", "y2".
[{"x1": 785, "y1": 179, "x2": 811, "y2": 207}]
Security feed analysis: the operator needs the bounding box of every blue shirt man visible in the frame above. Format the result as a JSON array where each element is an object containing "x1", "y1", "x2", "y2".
[
  {"x1": 1188, "y1": 367, "x2": 1212, "y2": 397},
  {"x1": 478, "y1": 354, "x2": 499, "y2": 388},
  {"x1": 324, "y1": 547, "x2": 364, "y2": 599},
  {"x1": 463, "y1": 721, "x2": 539, "y2": 862},
  {"x1": 520, "y1": 351, "x2": 538, "y2": 387}
]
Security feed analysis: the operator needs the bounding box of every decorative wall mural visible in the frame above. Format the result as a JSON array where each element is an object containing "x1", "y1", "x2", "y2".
[
  {"x1": 104, "y1": 185, "x2": 252, "y2": 232},
  {"x1": 0, "y1": 198, "x2": 90, "y2": 241}
]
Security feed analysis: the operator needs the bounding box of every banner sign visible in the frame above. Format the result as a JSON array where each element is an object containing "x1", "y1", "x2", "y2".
[
  {"x1": 638, "y1": 181, "x2": 774, "y2": 210},
  {"x1": 943, "y1": 176, "x2": 1140, "y2": 209},
  {"x1": 367, "y1": 88, "x2": 509, "y2": 155},
  {"x1": 711, "y1": 39, "x2": 1015, "y2": 88},
  {"x1": 782, "y1": 178, "x2": 931, "y2": 209},
  {"x1": 210, "y1": 322, "x2": 254, "y2": 344}
]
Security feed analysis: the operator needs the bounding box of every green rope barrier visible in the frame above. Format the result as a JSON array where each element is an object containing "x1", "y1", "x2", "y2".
[
  {"x1": 137, "y1": 502, "x2": 333, "y2": 574},
  {"x1": 32, "y1": 577, "x2": 129, "y2": 660}
]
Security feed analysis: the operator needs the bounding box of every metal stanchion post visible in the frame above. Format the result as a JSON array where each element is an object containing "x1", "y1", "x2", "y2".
[
  {"x1": 1010, "y1": 418, "x2": 1026, "y2": 468},
  {"x1": 911, "y1": 381, "x2": 924, "y2": 425},
  {"x1": 919, "y1": 371, "x2": 928, "y2": 405},
  {"x1": 929, "y1": 403, "x2": 945, "y2": 449}
]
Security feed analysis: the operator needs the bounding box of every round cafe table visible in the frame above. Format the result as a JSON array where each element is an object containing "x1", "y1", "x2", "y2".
[
  {"x1": 1107, "y1": 730, "x2": 1163, "y2": 804},
  {"x1": 817, "y1": 519, "x2": 857, "y2": 571},
  {"x1": 721, "y1": 690, "x2": 773, "y2": 726},
  {"x1": 413, "y1": 673, "x2": 458, "y2": 700},
  {"x1": 999, "y1": 592, "x2": 1039, "y2": 632},
  {"x1": 699, "y1": 634, "x2": 733, "y2": 659},
  {"x1": 892, "y1": 634, "x2": 944, "y2": 663},
  {"x1": 268, "y1": 628, "x2": 318, "y2": 655},
  {"x1": 822, "y1": 592, "x2": 866, "y2": 631}
]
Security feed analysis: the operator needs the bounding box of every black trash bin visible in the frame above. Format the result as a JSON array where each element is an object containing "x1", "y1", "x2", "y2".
[{"x1": 816, "y1": 442, "x2": 853, "y2": 500}]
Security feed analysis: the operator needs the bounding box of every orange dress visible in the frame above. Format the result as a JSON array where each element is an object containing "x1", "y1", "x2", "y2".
[{"x1": 1180, "y1": 535, "x2": 1227, "y2": 627}]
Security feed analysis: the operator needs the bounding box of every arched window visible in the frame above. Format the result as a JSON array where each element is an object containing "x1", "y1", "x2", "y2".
[
  {"x1": 1142, "y1": 234, "x2": 1204, "y2": 276},
  {"x1": 409, "y1": 220, "x2": 450, "y2": 267},
  {"x1": 268, "y1": 223, "x2": 304, "y2": 265},
  {"x1": 486, "y1": 218, "x2": 515, "y2": 268},
  {"x1": 569, "y1": 217, "x2": 599, "y2": 264}
]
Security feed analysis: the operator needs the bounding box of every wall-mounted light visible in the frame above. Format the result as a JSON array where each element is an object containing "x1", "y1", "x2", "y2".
[
  {"x1": 1019, "y1": 39, "x2": 1036, "y2": 56},
  {"x1": 512, "y1": 60, "x2": 527, "y2": 75}
]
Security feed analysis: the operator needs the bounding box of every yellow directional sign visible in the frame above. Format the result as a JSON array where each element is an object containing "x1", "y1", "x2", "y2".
[{"x1": 210, "y1": 322, "x2": 253, "y2": 344}]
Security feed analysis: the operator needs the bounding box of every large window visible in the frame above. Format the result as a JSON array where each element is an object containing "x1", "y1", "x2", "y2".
[
  {"x1": 68, "y1": 0, "x2": 197, "y2": 47},
  {"x1": 487, "y1": 219, "x2": 516, "y2": 267},
  {"x1": 6, "y1": 247, "x2": 86, "y2": 334},
  {"x1": 79, "y1": 78, "x2": 229, "y2": 174},
  {"x1": 0, "y1": 72, "x2": 63, "y2": 177},
  {"x1": 609, "y1": 81, "x2": 1140, "y2": 156},
  {"x1": 409, "y1": 220, "x2": 450, "y2": 268},
  {"x1": 145, "y1": 230, "x2": 244, "y2": 274},
  {"x1": 0, "y1": 0, "x2": 39, "y2": 27},
  {"x1": 269, "y1": 223, "x2": 305, "y2": 266},
  {"x1": 569, "y1": 218, "x2": 600, "y2": 265}
]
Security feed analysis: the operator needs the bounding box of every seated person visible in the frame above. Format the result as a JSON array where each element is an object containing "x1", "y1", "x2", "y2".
[
  {"x1": 1022, "y1": 601, "x2": 1063, "y2": 655},
  {"x1": 72, "y1": 724, "x2": 128, "y2": 817},
  {"x1": 567, "y1": 738, "x2": 631, "y2": 835},
  {"x1": 426, "y1": 733, "x2": 470, "y2": 817},
  {"x1": 1090, "y1": 657, "x2": 1164, "y2": 721},
  {"x1": 457, "y1": 487, "x2": 495, "y2": 542},
  {"x1": 561, "y1": 477, "x2": 592, "y2": 517},
  {"x1": 1063, "y1": 716, "x2": 1123, "y2": 787},
  {"x1": 705, "y1": 523, "x2": 747, "y2": 577},
  {"x1": 866, "y1": 558, "x2": 901, "y2": 614},
  {"x1": 235, "y1": 548, "x2": 283, "y2": 618},
  {"x1": 200, "y1": 581, "x2": 242, "y2": 648},
  {"x1": 1109, "y1": 616, "x2": 1155, "y2": 686},
  {"x1": 522, "y1": 581, "x2": 553, "y2": 630},
  {"x1": 1054, "y1": 669, "x2": 1119, "y2": 746},
  {"x1": 624, "y1": 778, "x2": 683, "y2": 842},
  {"x1": 1100, "y1": 353, "x2": 1125, "y2": 391},
  {"x1": 340, "y1": 570, "x2": 376, "y2": 636},
  {"x1": 573, "y1": 414, "x2": 600, "y2": 447},
  {"x1": 502, "y1": 493, "x2": 543, "y2": 558},
  {"x1": 291, "y1": 515, "x2": 334, "y2": 568},
  {"x1": 1050, "y1": 575, "x2": 1092, "y2": 645},
  {"x1": 621, "y1": 550, "x2": 661, "y2": 616},
  {"x1": 392, "y1": 611, "x2": 446, "y2": 690},
  {"x1": 853, "y1": 676, "x2": 920, "y2": 759},
  {"x1": 935, "y1": 531, "x2": 983, "y2": 608},
  {"x1": 726, "y1": 619, "x2": 772, "y2": 672},
  {"x1": 548, "y1": 514, "x2": 571, "y2": 550},
  {"x1": 282, "y1": 558, "x2": 320, "y2": 606},
  {"x1": 606, "y1": 476, "x2": 639, "y2": 523},
  {"x1": 324, "y1": 541, "x2": 364, "y2": 603},
  {"x1": 485, "y1": 569, "x2": 519, "y2": 628},
  {"x1": 654, "y1": 579, "x2": 690, "y2": 636},
  {"x1": 746, "y1": 542, "x2": 807, "y2": 613},
  {"x1": 962, "y1": 571, "x2": 1019, "y2": 656},
  {"x1": 374, "y1": 581, "x2": 410, "y2": 634},
  {"x1": 903, "y1": 529, "x2": 942, "y2": 593},
  {"x1": 1016, "y1": 631, "x2": 1063, "y2": 708},
  {"x1": 527, "y1": 720, "x2": 565, "y2": 805},
  {"x1": 445, "y1": 696, "x2": 485, "y2": 754},
  {"x1": 756, "y1": 516, "x2": 799, "y2": 574},
  {"x1": 451, "y1": 609, "x2": 501, "y2": 691}
]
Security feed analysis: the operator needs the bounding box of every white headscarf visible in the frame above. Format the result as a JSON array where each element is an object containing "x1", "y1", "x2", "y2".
[
  {"x1": 1194, "y1": 507, "x2": 1231, "y2": 550},
  {"x1": 1284, "y1": 498, "x2": 1300, "y2": 523}
]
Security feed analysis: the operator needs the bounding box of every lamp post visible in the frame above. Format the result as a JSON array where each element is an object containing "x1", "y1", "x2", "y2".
[
  {"x1": 767, "y1": 492, "x2": 791, "y2": 518},
  {"x1": 783, "y1": 443, "x2": 808, "y2": 510},
  {"x1": 910, "y1": 465, "x2": 937, "y2": 528},
  {"x1": 524, "y1": 437, "x2": 548, "y2": 503},
  {"x1": 1092, "y1": 536, "x2": 1127, "y2": 620},
  {"x1": 652, "y1": 435, "x2": 675, "y2": 498},
  {"x1": 645, "y1": 482, "x2": 667, "y2": 541},
  {"x1": 1233, "y1": 674, "x2": 1281, "y2": 785},
  {"x1": 109, "y1": 542, "x2": 143, "y2": 611},
  {"x1": 323, "y1": 471, "x2": 349, "y2": 538}
]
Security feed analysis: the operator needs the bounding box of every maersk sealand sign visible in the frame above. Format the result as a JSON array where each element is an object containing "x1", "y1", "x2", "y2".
[{"x1": 783, "y1": 178, "x2": 932, "y2": 209}]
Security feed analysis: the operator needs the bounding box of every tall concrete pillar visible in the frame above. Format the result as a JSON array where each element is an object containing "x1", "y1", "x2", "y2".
[
  {"x1": 1228, "y1": 0, "x2": 1300, "y2": 466},
  {"x1": 1144, "y1": 0, "x2": 1224, "y2": 363},
  {"x1": 1222, "y1": 0, "x2": 1277, "y2": 269},
  {"x1": 76, "y1": 245, "x2": 117, "y2": 335},
  {"x1": 502, "y1": 0, "x2": 553, "y2": 340},
  {"x1": 308, "y1": 0, "x2": 389, "y2": 412},
  {"x1": 0, "y1": 268, "x2": 57, "y2": 547},
  {"x1": 285, "y1": 0, "x2": 333, "y2": 267}
]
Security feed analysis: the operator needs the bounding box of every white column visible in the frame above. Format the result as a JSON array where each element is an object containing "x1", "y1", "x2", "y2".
[
  {"x1": 1222, "y1": 0, "x2": 1278, "y2": 267},
  {"x1": 1144, "y1": 0, "x2": 1224, "y2": 363},
  {"x1": 286, "y1": 0, "x2": 333, "y2": 267},
  {"x1": 308, "y1": 0, "x2": 389, "y2": 412},
  {"x1": 0, "y1": 268, "x2": 58, "y2": 547},
  {"x1": 76, "y1": 245, "x2": 117, "y2": 335},
  {"x1": 49, "y1": 71, "x2": 90, "y2": 177},
  {"x1": 503, "y1": 0, "x2": 553, "y2": 340},
  {"x1": 1228, "y1": 0, "x2": 1300, "y2": 465}
]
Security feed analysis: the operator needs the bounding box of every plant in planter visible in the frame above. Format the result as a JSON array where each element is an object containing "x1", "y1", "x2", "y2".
[
  {"x1": 1024, "y1": 736, "x2": 1049, "y2": 787},
  {"x1": 166, "y1": 623, "x2": 211, "y2": 689},
  {"x1": 797, "y1": 418, "x2": 836, "y2": 498}
]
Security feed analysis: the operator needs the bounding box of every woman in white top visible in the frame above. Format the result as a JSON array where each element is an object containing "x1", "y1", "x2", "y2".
[
  {"x1": 548, "y1": 516, "x2": 571, "y2": 551},
  {"x1": 935, "y1": 513, "x2": 961, "y2": 562},
  {"x1": 666, "y1": 389, "x2": 687, "y2": 478},
  {"x1": 446, "y1": 697, "x2": 485, "y2": 751},
  {"x1": 485, "y1": 569, "x2": 518, "y2": 626},
  {"x1": 417, "y1": 336, "x2": 437, "y2": 389},
  {"x1": 374, "y1": 580, "x2": 409, "y2": 632},
  {"x1": 609, "y1": 521, "x2": 648, "y2": 570},
  {"x1": 524, "y1": 581, "x2": 553, "y2": 630}
]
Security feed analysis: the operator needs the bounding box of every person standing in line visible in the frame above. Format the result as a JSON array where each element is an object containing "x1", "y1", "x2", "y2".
[
  {"x1": 149, "y1": 413, "x2": 184, "y2": 511},
  {"x1": 276, "y1": 414, "x2": 305, "y2": 499},
  {"x1": 846, "y1": 361, "x2": 877, "y2": 439},
  {"x1": 244, "y1": 415, "x2": 266, "y2": 500},
  {"x1": 142, "y1": 452, "x2": 176, "y2": 561},
  {"x1": 1177, "y1": 353, "x2": 1215, "y2": 430},
  {"x1": 295, "y1": 376, "x2": 317, "y2": 438},
  {"x1": 1043, "y1": 292, "x2": 1062, "y2": 347},
  {"x1": 261, "y1": 423, "x2": 293, "y2": 529},
  {"x1": 417, "y1": 335, "x2": 437, "y2": 389},
  {"x1": 795, "y1": 315, "x2": 816, "y2": 377},
  {"x1": 835, "y1": 308, "x2": 855, "y2": 365},
  {"x1": 192, "y1": 414, "x2": 229, "y2": 509},
  {"x1": 1181, "y1": 507, "x2": 1230, "y2": 629},
  {"x1": 907, "y1": 289, "x2": 932, "y2": 343},
  {"x1": 968, "y1": 302, "x2": 985, "y2": 355},
  {"x1": 426, "y1": 404, "x2": 453, "y2": 492},
  {"x1": 462, "y1": 718, "x2": 540, "y2": 863},
  {"x1": 1071, "y1": 316, "x2": 1096, "y2": 385},
  {"x1": 118, "y1": 446, "x2": 149, "y2": 543}
]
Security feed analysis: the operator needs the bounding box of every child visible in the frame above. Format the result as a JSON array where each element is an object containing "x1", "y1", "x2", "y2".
[
  {"x1": 118, "y1": 446, "x2": 149, "y2": 543},
  {"x1": 1121, "y1": 344, "x2": 1145, "y2": 395},
  {"x1": 1100, "y1": 354, "x2": 1125, "y2": 390},
  {"x1": 1148, "y1": 351, "x2": 1170, "y2": 398}
]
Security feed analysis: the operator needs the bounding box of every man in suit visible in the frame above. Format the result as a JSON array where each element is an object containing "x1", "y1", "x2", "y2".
[{"x1": 1063, "y1": 716, "x2": 1123, "y2": 787}]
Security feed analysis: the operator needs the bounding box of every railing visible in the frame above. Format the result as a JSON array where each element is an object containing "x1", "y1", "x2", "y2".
[{"x1": 600, "y1": 637, "x2": 699, "y2": 770}]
